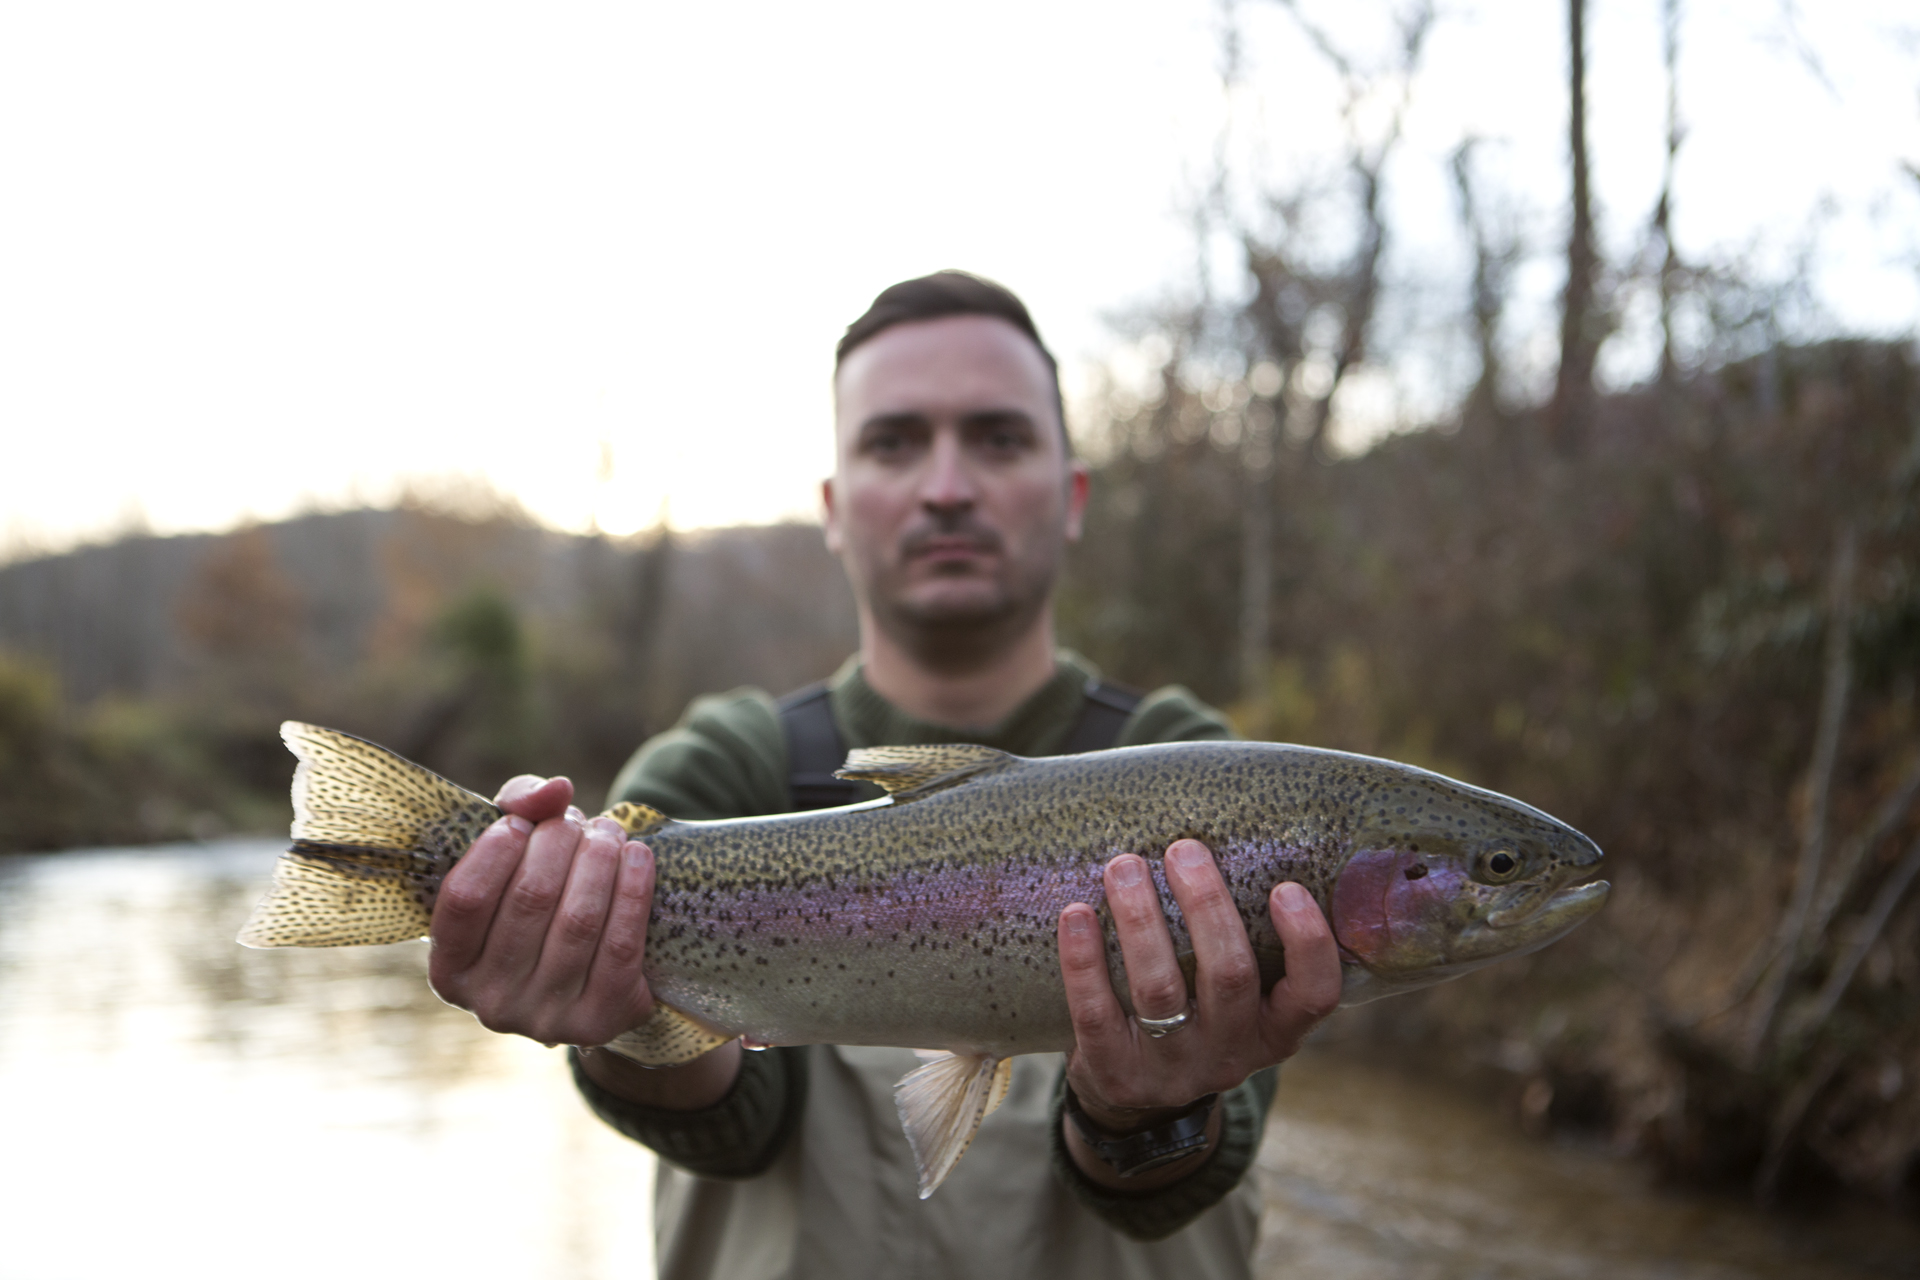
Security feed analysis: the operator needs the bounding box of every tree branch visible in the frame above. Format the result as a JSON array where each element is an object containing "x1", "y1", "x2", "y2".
[{"x1": 1743, "y1": 524, "x2": 1858, "y2": 1061}]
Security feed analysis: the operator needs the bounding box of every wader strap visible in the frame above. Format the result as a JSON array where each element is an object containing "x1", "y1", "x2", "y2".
[
  {"x1": 779, "y1": 674, "x2": 1142, "y2": 810},
  {"x1": 778, "y1": 682, "x2": 861, "y2": 812},
  {"x1": 1059, "y1": 678, "x2": 1142, "y2": 756}
]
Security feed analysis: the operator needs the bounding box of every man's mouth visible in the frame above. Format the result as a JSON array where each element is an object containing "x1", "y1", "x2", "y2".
[{"x1": 902, "y1": 531, "x2": 1001, "y2": 563}]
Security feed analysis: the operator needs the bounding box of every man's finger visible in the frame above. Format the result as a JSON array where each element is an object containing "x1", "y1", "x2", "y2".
[
  {"x1": 1262, "y1": 882, "x2": 1342, "y2": 1052},
  {"x1": 580, "y1": 840, "x2": 657, "y2": 1036},
  {"x1": 1104, "y1": 854, "x2": 1189, "y2": 1023},
  {"x1": 532, "y1": 816, "x2": 627, "y2": 1000},
  {"x1": 479, "y1": 815, "x2": 588, "y2": 987},
  {"x1": 1058, "y1": 904, "x2": 1129, "y2": 1059},
  {"x1": 430, "y1": 813, "x2": 533, "y2": 987},
  {"x1": 1163, "y1": 840, "x2": 1261, "y2": 1020}
]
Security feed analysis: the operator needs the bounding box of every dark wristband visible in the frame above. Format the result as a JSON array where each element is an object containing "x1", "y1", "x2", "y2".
[{"x1": 1063, "y1": 1088, "x2": 1219, "y2": 1177}]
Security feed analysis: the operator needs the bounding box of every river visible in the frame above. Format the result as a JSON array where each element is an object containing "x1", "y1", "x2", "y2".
[{"x1": 0, "y1": 840, "x2": 1911, "y2": 1280}]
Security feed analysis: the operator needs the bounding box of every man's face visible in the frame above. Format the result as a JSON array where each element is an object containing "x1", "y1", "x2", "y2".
[{"x1": 824, "y1": 315, "x2": 1088, "y2": 651}]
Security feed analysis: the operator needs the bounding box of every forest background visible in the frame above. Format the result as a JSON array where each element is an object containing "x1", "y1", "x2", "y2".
[{"x1": 4, "y1": 0, "x2": 1920, "y2": 1224}]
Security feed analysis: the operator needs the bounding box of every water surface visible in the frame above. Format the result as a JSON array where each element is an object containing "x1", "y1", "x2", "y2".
[{"x1": 0, "y1": 840, "x2": 653, "y2": 1280}]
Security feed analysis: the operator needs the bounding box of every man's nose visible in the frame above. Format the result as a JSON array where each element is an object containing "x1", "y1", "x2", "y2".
[{"x1": 917, "y1": 430, "x2": 977, "y2": 511}]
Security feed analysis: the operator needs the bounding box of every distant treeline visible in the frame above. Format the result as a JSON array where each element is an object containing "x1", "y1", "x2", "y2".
[{"x1": 0, "y1": 505, "x2": 856, "y2": 851}]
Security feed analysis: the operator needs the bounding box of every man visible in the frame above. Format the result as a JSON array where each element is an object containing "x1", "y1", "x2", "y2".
[{"x1": 426, "y1": 273, "x2": 1341, "y2": 1278}]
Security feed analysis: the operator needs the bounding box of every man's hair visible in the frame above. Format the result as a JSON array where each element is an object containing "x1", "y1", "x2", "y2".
[{"x1": 835, "y1": 271, "x2": 1068, "y2": 443}]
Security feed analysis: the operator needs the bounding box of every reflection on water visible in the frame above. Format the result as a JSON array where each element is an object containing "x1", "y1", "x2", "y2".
[
  {"x1": 3, "y1": 841, "x2": 1913, "y2": 1280},
  {"x1": 0, "y1": 840, "x2": 654, "y2": 1280}
]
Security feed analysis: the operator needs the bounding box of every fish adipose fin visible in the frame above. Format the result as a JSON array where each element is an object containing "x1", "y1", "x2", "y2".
[
  {"x1": 601, "y1": 1003, "x2": 734, "y2": 1067},
  {"x1": 236, "y1": 722, "x2": 500, "y2": 948},
  {"x1": 837, "y1": 744, "x2": 1015, "y2": 803},
  {"x1": 893, "y1": 1051, "x2": 1013, "y2": 1198}
]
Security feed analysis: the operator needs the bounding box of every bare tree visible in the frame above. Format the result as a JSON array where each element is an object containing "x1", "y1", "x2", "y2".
[
  {"x1": 1227, "y1": 1, "x2": 1433, "y2": 716},
  {"x1": 1653, "y1": 0, "x2": 1685, "y2": 387},
  {"x1": 1549, "y1": 0, "x2": 1604, "y2": 452},
  {"x1": 1276, "y1": 0, "x2": 1434, "y2": 456},
  {"x1": 1450, "y1": 140, "x2": 1522, "y2": 428}
]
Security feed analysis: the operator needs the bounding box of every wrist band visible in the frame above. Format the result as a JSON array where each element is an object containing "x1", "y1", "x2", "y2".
[{"x1": 1063, "y1": 1088, "x2": 1218, "y2": 1177}]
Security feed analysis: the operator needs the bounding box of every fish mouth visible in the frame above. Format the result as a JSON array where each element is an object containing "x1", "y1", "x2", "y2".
[{"x1": 1477, "y1": 877, "x2": 1610, "y2": 954}]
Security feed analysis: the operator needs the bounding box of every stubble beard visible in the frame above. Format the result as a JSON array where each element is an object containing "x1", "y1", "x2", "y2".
[{"x1": 866, "y1": 553, "x2": 1060, "y2": 676}]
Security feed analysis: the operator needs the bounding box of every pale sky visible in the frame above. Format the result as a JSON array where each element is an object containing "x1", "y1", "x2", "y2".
[{"x1": 3, "y1": 0, "x2": 1916, "y2": 555}]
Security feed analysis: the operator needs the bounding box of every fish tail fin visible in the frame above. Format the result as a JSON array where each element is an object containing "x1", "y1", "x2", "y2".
[
  {"x1": 236, "y1": 722, "x2": 501, "y2": 948},
  {"x1": 894, "y1": 1051, "x2": 1013, "y2": 1199}
]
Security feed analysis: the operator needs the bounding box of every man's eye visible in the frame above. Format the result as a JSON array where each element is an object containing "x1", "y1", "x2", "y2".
[
  {"x1": 863, "y1": 430, "x2": 915, "y2": 457},
  {"x1": 976, "y1": 425, "x2": 1030, "y2": 454}
]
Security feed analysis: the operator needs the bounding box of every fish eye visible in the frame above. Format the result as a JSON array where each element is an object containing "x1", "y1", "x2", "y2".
[{"x1": 1479, "y1": 850, "x2": 1521, "y2": 881}]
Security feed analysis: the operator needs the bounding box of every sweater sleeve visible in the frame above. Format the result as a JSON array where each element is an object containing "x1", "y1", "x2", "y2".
[
  {"x1": 1049, "y1": 1066, "x2": 1277, "y2": 1241},
  {"x1": 569, "y1": 1046, "x2": 810, "y2": 1179}
]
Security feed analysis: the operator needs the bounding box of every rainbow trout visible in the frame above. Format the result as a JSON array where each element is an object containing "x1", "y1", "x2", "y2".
[{"x1": 239, "y1": 722, "x2": 1608, "y2": 1195}]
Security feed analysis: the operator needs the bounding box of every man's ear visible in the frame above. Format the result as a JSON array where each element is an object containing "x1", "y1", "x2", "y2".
[
  {"x1": 1063, "y1": 461, "x2": 1090, "y2": 543},
  {"x1": 821, "y1": 475, "x2": 842, "y2": 555}
]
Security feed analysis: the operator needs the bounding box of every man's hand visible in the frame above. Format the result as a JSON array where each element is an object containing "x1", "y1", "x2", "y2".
[
  {"x1": 427, "y1": 777, "x2": 742, "y2": 1109},
  {"x1": 1055, "y1": 839, "x2": 1342, "y2": 1190},
  {"x1": 429, "y1": 775, "x2": 656, "y2": 1047}
]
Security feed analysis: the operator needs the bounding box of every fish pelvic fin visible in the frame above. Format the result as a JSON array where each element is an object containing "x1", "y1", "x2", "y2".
[
  {"x1": 893, "y1": 1051, "x2": 1012, "y2": 1199},
  {"x1": 600, "y1": 1002, "x2": 735, "y2": 1067},
  {"x1": 837, "y1": 744, "x2": 1016, "y2": 803},
  {"x1": 236, "y1": 722, "x2": 499, "y2": 948}
]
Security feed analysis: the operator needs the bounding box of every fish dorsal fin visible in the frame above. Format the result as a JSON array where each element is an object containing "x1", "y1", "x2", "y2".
[
  {"x1": 836, "y1": 744, "x2": 1015, "y2": 803},
  {"x1": 602, "y1": 801, "x2": 671, "y2": 838}
]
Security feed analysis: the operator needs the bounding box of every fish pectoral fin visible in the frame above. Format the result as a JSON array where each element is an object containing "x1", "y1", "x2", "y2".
[
  {"x1": 601, "y1": 801, "x2": 670, "y2": 838},
  {"x1": 837, "y1": 744, "x2": 1017, "y2": 803},
  {"x1": 893, "y1": 1050, "x2": 1008, "y2": 1199},
  {"x1": 599, "y1": 1002, "x2": 734, "y2": 1067}
]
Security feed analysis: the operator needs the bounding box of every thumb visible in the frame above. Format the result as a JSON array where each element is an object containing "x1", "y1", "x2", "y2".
[{"x1": 496, "y1": 775, "x2": 574, "y2": 822}]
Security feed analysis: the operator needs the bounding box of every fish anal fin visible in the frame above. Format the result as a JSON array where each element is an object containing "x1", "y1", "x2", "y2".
[
  {"x1": 600, "y1": 1003, "x2": 734, "y2": 1067},
  {"x1": 985, "y1": 1056, "x2": 1013, "y2": 1117},
  {"x1": 603, "y1": 801, "x2": 670, "y2": 839},
  {"x1": 893, "y1": 1050, "x2": 1005, "y2": 1199},
  {"x1": 837, "y1": 744, "x2": 1016, "y2": 803}
]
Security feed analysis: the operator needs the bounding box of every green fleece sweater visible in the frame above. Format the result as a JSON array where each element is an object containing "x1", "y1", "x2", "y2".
[{"x1": 574, "y1": 653, "x2": 1276, "y2": 1255}]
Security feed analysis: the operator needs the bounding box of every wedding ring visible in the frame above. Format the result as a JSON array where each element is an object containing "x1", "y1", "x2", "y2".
[{"x1": 1135, "y1": 1008, "x2": 1192, "y2": 1038}]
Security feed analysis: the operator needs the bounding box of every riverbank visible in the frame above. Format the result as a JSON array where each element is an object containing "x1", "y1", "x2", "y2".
[{"x1": 1260, "y1": 1046, "x2": 1920, "y2": 1279}]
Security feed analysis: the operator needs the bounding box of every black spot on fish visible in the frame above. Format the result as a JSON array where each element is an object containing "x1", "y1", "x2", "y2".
[{"x1": 1405, "y1": 865, "x2": 1428, "y2": 881}]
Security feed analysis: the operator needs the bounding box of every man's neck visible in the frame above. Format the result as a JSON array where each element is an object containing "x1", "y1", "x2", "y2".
[{"x1": 856, "y1": 609, "x2": 1062, "y2": 731}]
